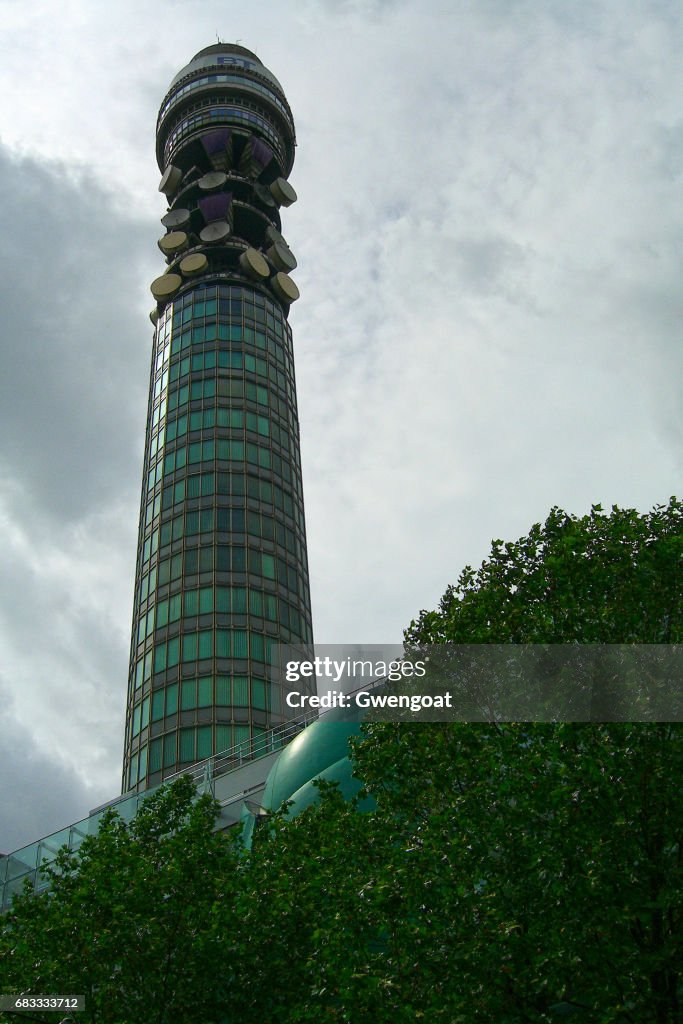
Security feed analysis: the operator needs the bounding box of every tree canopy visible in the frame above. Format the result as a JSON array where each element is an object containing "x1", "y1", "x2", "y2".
[
  {"x1": 0, "y1": 777, "x2": 242, "y2": 1024},
  {"x1": 405, "y1": 498, "x2": 681, "y2": 645},
  {"x1": 1, "y1": 499, "x2": 681, "y2": 1023}
]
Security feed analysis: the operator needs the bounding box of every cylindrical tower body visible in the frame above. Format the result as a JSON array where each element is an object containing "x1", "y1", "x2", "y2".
[{"x1": 122, "y1": 44, "x2": 313, "y2": 792}]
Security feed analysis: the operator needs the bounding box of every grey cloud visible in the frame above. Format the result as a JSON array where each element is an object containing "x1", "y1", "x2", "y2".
[
  {"x1": 0, "y1": 0, "x2": 681, "y2": 846},
  {"x1": 0, "y1": 147, "x2": 153, "y2": 847},
  {"x1": 0, "y1": 692, "x2": 108, "y2": 854},
  {"x1": 0, "y1": 146, "x2": 154, "y2": 524}
]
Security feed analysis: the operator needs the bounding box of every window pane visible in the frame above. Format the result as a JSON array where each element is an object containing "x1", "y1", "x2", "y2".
[
  {"x1": 198, "y1": 630, "x2": 213, "y2": 659},
  {"x1": 167, "y1": 636, "x2": 180, "y2": 668},
  {"x1": 179, "y1": 728, "x2": 195, "y2": 763},
  {"x1": 169, "y1": 594, "x2": 182, "y2": 622},
  {"x1": 251, "y1": 633, "x2": 264, "y2": 662},
  {"x1": 183, "y1": 633, "x2": 198, "y2": 662},
  {"x1": 163, "y1": 733, "x2": 176, "y2": 767},
  {"x1": 152, "y1": 690, "x2": 164, "y2": 722},
  {"x1": 157, "y1": 599, "x2": 169, "y2": 627},
  {"x1": 198, "y1": 677, "x2": 212, "y2": 707},
  {"x1": 233, "y1": 676, "x2": 249, "y2": 706},
  {"x1": 216, "y1": 724, "x2": 231, "y2": 753},
  {"x1": 149, "y1": 738, "x2": 162, "y2": 773},
  {"x1": 216, "y1": 630, "x2": 229, "y2": 657},
  {"x1": 166, "y1": 682, "x2": 178, "y2": 715},
  {"x1": 154, "y1": 643, "x2": 167, "y2": 673},
  {"x1": 181, "y1": 679, "x2": 196, "y2": 710},
  {"x1": 197, "y1": 725, "x2": 212, "y2": 760},
  {"x1": 252, "y1": 728, "x2": 267, "y2": 756},
  {"x1": 253, "y1": 679, "x2": 267, "y2": 710},
  {"x1": 235, "y1": 725, "x2": 250, "y2": 746}
]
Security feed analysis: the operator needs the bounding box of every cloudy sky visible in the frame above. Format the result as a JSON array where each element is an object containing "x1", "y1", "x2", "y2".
[{"x1": 0, "y1": 0, "x2": 681, "y2": 852}]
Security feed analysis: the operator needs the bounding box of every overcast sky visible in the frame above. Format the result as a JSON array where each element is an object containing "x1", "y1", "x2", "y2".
[{"x1": 0, "y1": 0, "x2": 681, "y2": 852}]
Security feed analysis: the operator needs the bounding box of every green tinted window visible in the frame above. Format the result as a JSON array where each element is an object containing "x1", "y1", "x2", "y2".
[
  {"x1": 181, "y1": 679, "x2": 196, "y2": 710},
  {"x1": 163, "y1": 733, "x2": 176, "y2": 767},
  {"x1": 216, "y1": 724, "x2": 231, "y2": 753},
  {"x1": 180, "y1": 728, "x2": 194, "y2": 763},
  {"x1": 216, "y1": 630, "x2": 229, "y2": 657},
  {"x1": 253, "y1": 679, "x2": 267, "y2": 710},
  {"x1": 183, "y1": 633, "x2": 197, "y2": 662},
  {"x1": 152, "y1": 690, "x2": 164, "y2": 722},
  {"x1": 198, "y1": 677, "x2": 212, "y2": 707},
  {"x1": 167, "y1": 636, "x2": 180, "y2": 668},
  {"x1": 197, "y1": 726, "x2": 212, "y2": 760},
  {"x1": 198, "y1": 630, "x2": 212, "y2": 659},
  {"x1": 233, "y1": 676, "x2": 249, "y2": 706},
  {"x1": 166, "y1": 682, "x2": 178, "y2": 715},
  {"x1": 149, "y1": 738, "x2": 162, "y2": 773}
]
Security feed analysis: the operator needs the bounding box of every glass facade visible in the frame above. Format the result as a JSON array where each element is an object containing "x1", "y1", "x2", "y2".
[{"x1": 122, "y1": 45, "x2": 312, "y2": 792}]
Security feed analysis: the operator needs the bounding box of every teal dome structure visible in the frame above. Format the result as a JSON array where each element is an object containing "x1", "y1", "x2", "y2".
[
  {"x1": 241, "y1": 711, "x2": 374, "y2": 844},
  {"x1": 266, "y1": 719, "x2": 360, "y2": 812}
]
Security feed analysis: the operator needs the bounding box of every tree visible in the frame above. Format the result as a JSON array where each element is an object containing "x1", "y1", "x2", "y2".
[
  {"x1": 229, "y1": 499, "x2": 683, "y2": 1022},
  {"x1": 405, "y1": 498, "x2": 681, "y2": 646},
  {"x1": 348, "y1": 720, "x2": 683, "y2": 1023},
  {"x1": 344, "y1": 498, "x2": 683, "y2": 1021},
  {"x1": 2, "y1": 500, "x2": 680, "y2": 1023},
  {"x1": 0, "y1": 777, "x2": 241, "y2": 1024}
]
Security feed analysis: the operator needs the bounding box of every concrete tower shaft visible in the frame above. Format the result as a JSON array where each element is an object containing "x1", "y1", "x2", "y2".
[{"x1": 122, "y1": 45, "x2": 313, "y2": 793}]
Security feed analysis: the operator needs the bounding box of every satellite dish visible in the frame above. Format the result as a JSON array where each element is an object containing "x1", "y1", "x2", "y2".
[
  {"x1": 269, "y1": 177, "x2": 297, "y2": 207},
  {"x1": 265, "y1": 225, "x2": 286, "y2": 248},
  {"x1": 180, "y1": 252, "x2": 209, "y2": 276},
  {"x1": 199, "y1": 220, "x2": 231, "y2": 243},
  {"x1": 266, "y1": 241, "x2": 297, "y2": 272},
  {"x1": 198, "y1": 171, "x2": 228, "y2": 191},
  {"x1": 158, "y1": 231, "x2": 189, "y2": 255},
  {"x1": 254, "y1": 182, "x2": 276, "y2": 208},
  {"x1": 150, "y1": 273, "x2": 182, "y2": 299},
  {"x1": 161, "y1": 208, "x2": 191, "y2": 229},
  {"x1": 270, "y1": 271, "x2": 299, "y2": 303},
  {"x1": 158, "y1": 164, "x2": 182, "y2": 196},
  {"x1": 239, "y1": 247, "x2": 270, "y2": 280}
]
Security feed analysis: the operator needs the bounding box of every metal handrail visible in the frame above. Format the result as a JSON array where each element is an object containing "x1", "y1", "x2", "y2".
[{"x1": 161, "y1": 706, "x2": 318, "y2": 788}]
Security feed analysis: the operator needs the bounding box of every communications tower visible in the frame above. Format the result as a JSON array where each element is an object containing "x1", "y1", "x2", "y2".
[{"x1": 122, "y1": 44, "x2": 313, "y2": 792}]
